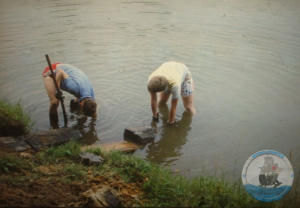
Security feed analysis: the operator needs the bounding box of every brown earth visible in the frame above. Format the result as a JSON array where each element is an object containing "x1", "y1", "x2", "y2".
[
  {"x1": 0, "y1": 151, "x2": 144, "y2": 207},
  {"x1": 0, "y1": 174, "x2": 143, "y2": 207}
]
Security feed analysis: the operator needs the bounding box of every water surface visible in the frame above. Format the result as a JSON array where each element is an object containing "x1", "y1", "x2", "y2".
[{"x1": 0, "y1": 0, "x2": 299, "y2": 179}]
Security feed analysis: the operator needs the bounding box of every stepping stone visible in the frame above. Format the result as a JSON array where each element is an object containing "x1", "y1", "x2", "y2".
[
  {"x1": 124, "y1": 126, "x2": 155, "y2": 145},
  {"x1": 80, "y1": 152, "x2": 104, "y2": 165},
  {"x1": 0, "y1": 136, "x2": 30, "y2": 152},
  {"x1": 81, "y1": 141, "x2": 139, "y2": 153},
  {"x1": 82, "y1": 185, "x2": 121, "y2": 207},
  {"x1": 25, "y1": 127, "x2": 81, "y2": 151}
]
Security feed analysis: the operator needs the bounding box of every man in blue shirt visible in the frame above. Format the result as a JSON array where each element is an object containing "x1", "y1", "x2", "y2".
[{"x1": 43, "y1": 63, "x2": 97, "y2": 128}]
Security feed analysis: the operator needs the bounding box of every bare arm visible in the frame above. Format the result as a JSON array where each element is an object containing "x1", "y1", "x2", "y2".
[
  {"x1": 150, "y1": 92, "x2": 158, "y2": 118},
  {"x1": 168, "y1": 98, "x2": 178, "y2": 124}
]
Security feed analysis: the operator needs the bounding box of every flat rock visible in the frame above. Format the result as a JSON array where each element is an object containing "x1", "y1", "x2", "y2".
[
  {"x1": 82, "y1": 185, "x2": 121, "y2": 207},
  {"x1": 25, "y1": 128, "x2": 81, "y2": 151},
  {"x1": 124, "y1": 126, "x2": 155, "y2": 145},
  {"x1": 80, "y1": 152, "x2": 104, "y2": 165},
  {"x1": 0, "y1": 136, "x2": 30, "y2": 152},
  {"x1": 81, "y1": 141, "x2": 139, "y2": 153},
  {"x1": 101, "y1": 141, "x2": 139, "y2": 153}
]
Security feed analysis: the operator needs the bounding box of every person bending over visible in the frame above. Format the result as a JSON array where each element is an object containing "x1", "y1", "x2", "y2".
[
  {"x1": 42, "y1": 63, "x2": 97, "y2": 128},
  {"x1": 148, "y1": 61, "x2": 195, "y2": 125}
]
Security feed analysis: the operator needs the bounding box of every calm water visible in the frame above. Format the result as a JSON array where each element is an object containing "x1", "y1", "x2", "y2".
[{"x1": 0, "y1": 0, "x2": 299, "y2": 179}]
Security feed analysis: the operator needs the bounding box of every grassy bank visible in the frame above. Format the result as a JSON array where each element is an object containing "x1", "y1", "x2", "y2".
[
  {"x1": 0, "y1": 142, "x2": 298, "y2": 207},
  {"x1": 0, "y1": 100, "x2": 32, "y2": 136}
]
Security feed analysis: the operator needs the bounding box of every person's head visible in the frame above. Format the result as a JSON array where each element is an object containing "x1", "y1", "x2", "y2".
[
  {"x1": 147, "y1": 76, "x2": 168, "y2": 93},
  {"x1": 70, "y1": 99, "x2": 80, "y2": 112},
  {"x1": 81, "y1": 98, "x2": 97, "y2": 117}
]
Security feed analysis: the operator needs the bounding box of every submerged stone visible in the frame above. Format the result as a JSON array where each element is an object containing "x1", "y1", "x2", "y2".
[
  {"x1": 80, "y1": 152, "x2": 104, "y2": 165},
  {"x1": 25, "y1": 128, "x2": 81, "y2": 151},
  {"x1": 0, "y1": 136, "x2": 30, "y2": 152},
  {"x1": 124, "y1": 126, "x2": 155, "y2": 145}
]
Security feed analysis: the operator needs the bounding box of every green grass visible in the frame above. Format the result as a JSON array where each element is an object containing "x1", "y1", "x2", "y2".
[
  {"x1": 97, "y1": 150, "x2": 298, "y2": 208},
  {"x1": 1, "y1": 142, "x2": 298, "y2": 207},
  {"x1": 0, "y1": 100, "x2": 33, "y2": 136},
  {"x1": 62, "y1": 163, "x2": 87, "y2": 180},
  {"x1": 0, "y1": 153, "x2": 33, "y2": 174},
  {"x1": 36, "y1": 141, "x2": 81, "y2": 164},
  {"x1": 101, "y1": 151, "x2": 255, "y2": 207}
]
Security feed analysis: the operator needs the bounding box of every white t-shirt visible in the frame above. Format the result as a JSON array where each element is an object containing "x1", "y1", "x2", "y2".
[{"x1": 148, "y1": 61, "x2": 189, "y2": 99}]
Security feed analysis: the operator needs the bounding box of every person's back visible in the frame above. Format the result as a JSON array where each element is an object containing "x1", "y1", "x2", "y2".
[
  {"x1": 148, "y1": 61, "x2": 195, "y2": 125},
  {"x1": 42, "y1": 63, "x2": 97, "y2": 128},
  {"x1": 149, "y1": 61, "x2": 188, "y2": 90},
  {"x1": 58, "y1": 64, "x2": 95, "y2": 101}
]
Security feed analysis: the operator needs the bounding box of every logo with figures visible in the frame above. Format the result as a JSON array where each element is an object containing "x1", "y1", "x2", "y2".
[{"x1": 241, "y1": 150, "x2": 294, "y2": 202}]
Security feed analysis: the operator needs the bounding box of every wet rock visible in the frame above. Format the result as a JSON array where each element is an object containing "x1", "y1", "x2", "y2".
[
  {"x1": 25, "y1": 128, "x2": 81, "y2": 151},
  {"x1": 80, "y1": 152, "x2": 104, "y2": 165},
  {"x1": 124, "y1": 126, "x2": 155, "y2": 145},
  {"x1": 0, "y1": 136, "x2": 30, "y2": 152},
  {"x1": 82, "y1": 185, "x2": 121, "y2": 207},
  {"x1": 81, "y1": 141, "x2": 140, "y2": 153}
]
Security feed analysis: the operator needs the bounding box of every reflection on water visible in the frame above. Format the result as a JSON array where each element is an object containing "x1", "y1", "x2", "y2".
[
  {"x1": 70, "y1": 114, "x2": 98, "y2": 145},
  {"x1": 147, "y1": 105, "x2": 192, "y2": 165}
]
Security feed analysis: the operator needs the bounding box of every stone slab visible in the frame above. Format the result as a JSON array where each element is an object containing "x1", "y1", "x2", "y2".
[
  {"x1": 80, "y1": 152, "x2": 104, "y2": 165},
  {"x1": 81, "y1": 141, "x2": 139, "y2": 153},
  {"x1": 123, "y1": 126, "x2": 155, "y2": 145},
  {"x1": 82, "y1": 185, "x2": 121, "y2": 207},
  {"x1": 25, "y1": 128, "x2": 81, "y2": 151},
  {"x1": 0, "y1": 136, "x2": 30, "y2": 152}
]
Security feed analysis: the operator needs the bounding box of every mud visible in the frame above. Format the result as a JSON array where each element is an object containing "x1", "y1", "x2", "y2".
[{"x1": 0, "y1": 170, "x2": 143, "y2": 207}]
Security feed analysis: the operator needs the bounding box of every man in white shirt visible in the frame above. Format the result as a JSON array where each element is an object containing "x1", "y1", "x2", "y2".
[{"x1": 147, "y1": 61, "x2": 195, "y2": 124}]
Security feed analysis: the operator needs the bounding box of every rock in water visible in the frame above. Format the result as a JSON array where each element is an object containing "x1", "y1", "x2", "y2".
[
  {"x1": 80, "y1": 152, "x2": 104, "y2": 165},
  {"x1": 124, "y1": 126, "x2": 155, "y2": 145},
  {"x1": 25, "y1": 128, "x2": 81, "y2": 151}
]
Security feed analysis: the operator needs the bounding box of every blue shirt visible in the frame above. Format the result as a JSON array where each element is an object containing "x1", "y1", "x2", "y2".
[{"x1": 59, "y1": 64, "x2": 95, "y2": 101}]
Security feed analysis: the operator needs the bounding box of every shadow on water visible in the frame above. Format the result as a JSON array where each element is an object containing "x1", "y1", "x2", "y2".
[{"x1": 146, "y1": 104, "x2": 192, "y2": 165}]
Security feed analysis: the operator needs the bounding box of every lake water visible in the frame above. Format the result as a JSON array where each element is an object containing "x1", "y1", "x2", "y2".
[{"x1": 0, "y1": 0, "x2": 299, "y2": 180}]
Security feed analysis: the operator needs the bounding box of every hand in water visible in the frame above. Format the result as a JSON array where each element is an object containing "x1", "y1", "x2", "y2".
[{"x1": 152, "y1": 112, "x2": 159, "y2": 122}]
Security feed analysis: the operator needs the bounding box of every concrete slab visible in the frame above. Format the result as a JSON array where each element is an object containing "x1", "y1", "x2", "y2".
[
  {"x1": 80, "y1": 152, "x2": 104, "y2": 165},
  {"x1": 124, "y1": 126, "x2": 155, "y2": 145}
]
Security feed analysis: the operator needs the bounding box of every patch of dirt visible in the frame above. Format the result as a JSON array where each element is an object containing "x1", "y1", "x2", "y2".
[
  {"x1": 0, "y1": 172, "x2": 144, "y2": 207},
  {"x1": 0, "y1": 178, "x2": 88, "y2": 207}
]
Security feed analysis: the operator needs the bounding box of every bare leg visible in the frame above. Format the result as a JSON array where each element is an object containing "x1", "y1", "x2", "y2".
[
  {"x1": 182, "y1": 94, "x2": 195, "y2": 115},
  {"x1": 43, "y1": 76, "x2": 60, "y2": 128}
]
